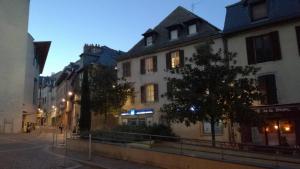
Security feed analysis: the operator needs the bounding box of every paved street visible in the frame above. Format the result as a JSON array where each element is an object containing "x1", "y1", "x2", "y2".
[{"x1": 0, "y1": 133, "x2": 100, "y2": 169}]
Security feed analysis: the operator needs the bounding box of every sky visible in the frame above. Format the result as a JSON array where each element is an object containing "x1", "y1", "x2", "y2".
[{"x1": 29, "y1": 0, "x2": 239, "y2": 76}]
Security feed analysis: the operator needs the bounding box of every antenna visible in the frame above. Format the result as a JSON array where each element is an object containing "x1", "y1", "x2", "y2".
[{"x1": 191, "y1": 1, "x2": 202, "y2": 12}]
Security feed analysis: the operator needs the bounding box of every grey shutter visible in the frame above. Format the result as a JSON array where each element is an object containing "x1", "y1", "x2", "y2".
[
  {"x1": 141, "y1": 85, "x2": 146, "y2": 103},
  {"x1": 270, "y1": 31, "x2": 282, "y2": 61},
  {"x1": 153, "y1": 56, "x2": 157, "y2": 72},
  {"x1": 140, "y1": 58, "x2": 145, "y2": 74},
  {"x1": 166, "y1": 52, "x2": 171, "y2": 70},
  {"x1": 179, "y1": 50, "x2": 185, "y2": 67},
  {"x1": 246, "y1": 37, "x2": 256, "y2": 65},
  {"x1": 154, "y1": 84, "x2": 159, "y2": 102}
]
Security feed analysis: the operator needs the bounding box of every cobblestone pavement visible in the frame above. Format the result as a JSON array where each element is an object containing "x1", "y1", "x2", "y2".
[{"x1": 0, "y1": 134, "x2": 100, "y2": 169}]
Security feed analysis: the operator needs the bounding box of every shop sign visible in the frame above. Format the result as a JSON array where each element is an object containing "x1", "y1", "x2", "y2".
[{"x1": 121, "y1": 108, "x2": 154, "y2": 116}]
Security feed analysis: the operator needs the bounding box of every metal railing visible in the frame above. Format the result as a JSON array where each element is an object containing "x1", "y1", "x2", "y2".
[{"x1": 71, "y1": 131, "x2": 300, "y2": 169}]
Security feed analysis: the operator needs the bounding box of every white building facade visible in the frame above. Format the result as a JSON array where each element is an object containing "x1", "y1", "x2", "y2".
[{"x1": 0, "y1": 0, "x2": 51, "y2": 133}]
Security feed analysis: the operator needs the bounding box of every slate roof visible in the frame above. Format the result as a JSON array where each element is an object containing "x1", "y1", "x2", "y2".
[
  {"x1": 223, "y1": 0, "x2": 300, "y2": 34},
  {"x1": 118, "y1": 6, "x2": 221, "y2": 61}
]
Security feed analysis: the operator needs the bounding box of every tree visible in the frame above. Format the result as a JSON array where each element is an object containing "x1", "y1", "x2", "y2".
[
  {"x1": 161, "y1": 41, "x2": 261, "y2": 146},
  {"x1": 88, "y1": 64, "x2": 133, "y2": 129},
  {"x1": 79, "y1": 66, "x2": 91, "y2": 132}
]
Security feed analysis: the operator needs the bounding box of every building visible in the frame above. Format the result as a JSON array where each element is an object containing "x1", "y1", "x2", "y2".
[
  {"x1": 0, "y1": 0, "x2": 51, "y2": 133},
  {"x1": 39, "y1": 72, "x2": 61, "y2": 126},
  {"x1": 44, "y1": 44, "x2": 123, "y2": 132},
  {"x1": 116, "y1": 6, "x2": 235, "y2": 140},
  {"x1": 224, "y1": 0, "x2": 300, "y2": 146}
]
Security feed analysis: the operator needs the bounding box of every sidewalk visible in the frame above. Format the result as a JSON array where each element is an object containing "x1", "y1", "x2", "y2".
[{"x1": 51, "y1": 146, "x2": 161, "y2": 169}]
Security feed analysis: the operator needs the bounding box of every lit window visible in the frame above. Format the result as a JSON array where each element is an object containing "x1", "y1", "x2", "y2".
[
  {"x1": 146, "y1": 84, "x2": 155, "y2": 102},
  {"x1": 188, "y1": 24, "x2": 197, "y2": 35},
  {"x1": 171, "y1": 51, "x2": 180, "y2": 68},
  {"x1": 251, "y1": 1, "x2": 268, "y2": 21},
  {"x1": 145, "y1": 57, "x2": 154, "y2": 73},
  {"x1": 170, "y1": 29, "x2": 178, "y2": 40},
  {"x1": 146, "y1": 36, "x2": 153, "y2": 46}
]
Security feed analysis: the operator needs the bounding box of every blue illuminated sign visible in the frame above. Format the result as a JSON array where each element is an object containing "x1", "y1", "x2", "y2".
[{"x1": 121, "y1": 108, "x2": 154, "y2": 116}]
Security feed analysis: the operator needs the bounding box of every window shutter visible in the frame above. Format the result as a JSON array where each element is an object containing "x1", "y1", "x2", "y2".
[
  {"x1": 270, "y1": 31, "x2": 282, "y2": 61},
  {"x1": 166, "y1": 52, "x2": 171, "y2": 70},
  {"x1": 153, "y1": 56, "x2": 157, "y2": 72},
  {"x1": 246, "y1": 37, "x2": 256, "y2": 65},
  {"x1": 266, "y1": 74, "x2": 278, "y2": 104},
  {"x1": 140, "y1": 58, "x2": 145, "y2": 74},
  {"x1": 179, "y1": 50, "x2": 185, "y2": 67},
  {"x1": 141, "y1": 85, "x2": 146, "y2": 103},
  {"x1": 296, "y1": 26, "x2": 300, "y2": 56},
  {"x1": 128, "y1": 62, "x2": 131, "y2": 77},
  {"x1": 154, "y1": 84, "x2": 159, "y2": 102},
  {"x1": 258, "y1": 76, "x2": 267, "y2": 105}
]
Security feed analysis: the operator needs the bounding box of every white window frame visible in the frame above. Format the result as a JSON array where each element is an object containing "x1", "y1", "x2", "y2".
[
  {"x1": 170, "y1": 29, "x2": 178, "y2": 40},
  {"x1": 188, "y1": 24, "x2": 197, "y2": 35},
  {"x1": 146, "y1": 36, "x2": 153, "y2": 46}
]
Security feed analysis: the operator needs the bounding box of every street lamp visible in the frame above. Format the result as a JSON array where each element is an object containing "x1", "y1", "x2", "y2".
[
  {"x1": 68, "y1": 91, "x2": 73, "y2": 96},
  {"x1": 62, "y1": 98, "x2": 66, "y2": 102}
]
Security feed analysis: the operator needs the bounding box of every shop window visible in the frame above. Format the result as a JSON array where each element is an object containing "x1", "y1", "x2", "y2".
[{"x1": 203, "y1": 121, "x2": 223, "y2": 135}]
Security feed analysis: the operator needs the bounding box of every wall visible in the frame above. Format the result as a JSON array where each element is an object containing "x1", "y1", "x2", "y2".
[
  {"x1": 0, "y1": 0, "x2": 30, "y2": 133},
  {"x1": 67, "y1": 139, "x2": 265, "y2": 169},
  {"x1": 226, "y1": 21, "x2": 300, "y2": 105}
]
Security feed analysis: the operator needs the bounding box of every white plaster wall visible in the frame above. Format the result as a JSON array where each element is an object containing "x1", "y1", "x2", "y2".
[
  {"x1": 227, "y1": 21, "x2": 300, "y2": 105},
  {"x1": 117, "y1": 38, "x2": 225, "y2": 139},
  {"x1": 0, "y1": 0, "x2": 30, "y2": 132}
]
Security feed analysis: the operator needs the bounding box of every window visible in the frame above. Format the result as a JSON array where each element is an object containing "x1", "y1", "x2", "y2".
[
  {"x1": 170, "y1": 29, "x2": 178, "y2": 40},
  {"x1": 171, "y1": 51, "x2": 180, "y2": 68},
  {"x1": 188, "y1": 24, "x2": 197, "y2": 35},
  {"x1": 251, "y1": 1, "x2": 268, "y2": 21},
  {"x1": 122, "y1": 62, "x2": 131, "y2": 77},
  {"x1": 145, "y1": 57, "x2": 154, "y2": 73},
  {"x1": 140, "y1": 56, "x2": 157, "y2": 74},
  {"x1": 258, "y1": 74, "x2": 278, "y2": 105},
  {"x1": 296, "y1": 26, "x2": 300, "y2": 55},
  {"x1": 166, "y1": 50, "x2": 184, "y2": 69},
  {"x1": 146, "y1": 36, "x2": 153, "y2": 46},
  {"x1": 203, "y1": 121, "x2": 223, "y2": 135},
  {"x1": 246, "y1": 31, "x2": 281, "y2": 64},
  {"x1": 141, "y1": 84, "x2": 158, "y2": 103}
]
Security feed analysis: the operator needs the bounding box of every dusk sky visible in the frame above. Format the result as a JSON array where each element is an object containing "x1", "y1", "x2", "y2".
[{"x1": 29, "y1": 0, "x2": 239, "y2": 76}]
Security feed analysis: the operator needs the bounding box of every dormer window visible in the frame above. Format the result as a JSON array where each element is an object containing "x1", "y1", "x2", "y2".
[
  {"x1": 188, "y1": 24, "x2": 197, "y2": 35},
  {"x1": 170, "y1": 29, "x2": 178, "y2": 40},
  {"x1": 251, "y1": 0, "x2": 268, "y2": 21},
  {"x1": 146, "y1": 36, "x2": 153, "y2": 46}
]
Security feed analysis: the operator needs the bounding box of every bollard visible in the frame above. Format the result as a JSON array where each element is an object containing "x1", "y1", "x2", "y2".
[{"x1": 88, "y1": 134, "x2": 92, "y2": 160}]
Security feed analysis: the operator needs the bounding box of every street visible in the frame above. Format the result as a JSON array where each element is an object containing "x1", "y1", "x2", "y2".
[{"x1": 0, "y1": 133, "x2": 99, "y2": 169}]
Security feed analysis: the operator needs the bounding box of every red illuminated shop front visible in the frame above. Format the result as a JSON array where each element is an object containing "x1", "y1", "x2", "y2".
[{"x1": 241, "y1": 103, "x2": 300, "y2": 147}]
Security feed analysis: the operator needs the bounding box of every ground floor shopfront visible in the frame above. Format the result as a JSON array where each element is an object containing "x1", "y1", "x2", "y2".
[{"x1": 241, "y1": 103, "x2": 300, "y2": 147}]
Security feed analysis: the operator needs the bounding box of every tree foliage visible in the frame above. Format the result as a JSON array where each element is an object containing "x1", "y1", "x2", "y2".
[
  {"x1": 88, "y1": 64, "x2": 133, "y2": 125},
  {"x1": 161, "y1": 41, "x2": 261, "y2": 146}
]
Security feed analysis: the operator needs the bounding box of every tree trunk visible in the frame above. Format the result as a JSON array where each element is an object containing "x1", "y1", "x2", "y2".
[
  {"x1": 230, "y1": 120, "x2": 236, "y2": 143},
  {"x1": 211, "y1": 117, "x2": 216, "y2": 147}
]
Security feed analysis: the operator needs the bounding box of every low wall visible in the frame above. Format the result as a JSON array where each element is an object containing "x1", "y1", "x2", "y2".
[{"x1": 67, "y1": 139, "x2": 266, "y2": 169}]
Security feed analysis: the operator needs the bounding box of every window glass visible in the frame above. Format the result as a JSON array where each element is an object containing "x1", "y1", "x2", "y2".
[
  {"x1": 254, "y1": 34, "x2": 273, "y2": 63},
  {"x1": 170, "y1": 29, "x2": 178, "y2": 40},
  {"x1": 251, "y1": 2, "x2": 267, "y2": 21},
  {"x1": 145, "y1": 57, "x2": 154, "y2": 73},
  {"x1": 203, "y1": 121, "x2": 223, "y2": 135},
  {"x1": 188, "y1": 24, "x2": 197, "y2": 35},
  {"x1": 171, "y1": 51, "x2": 180, "y2": 68},
  {"x1": 146, "y1": 84, "x2": 155, "y2": 102},
  {"x1": 146, "y1": 36, "x2": 153, "y2": 46}
]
